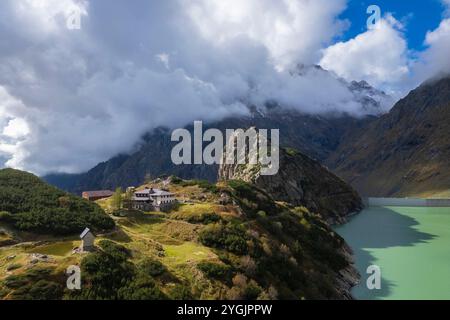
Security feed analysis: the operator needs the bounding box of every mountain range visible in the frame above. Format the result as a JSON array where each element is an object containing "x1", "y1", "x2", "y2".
[{"x1": 44, "y1": 74, "x2": 450, "y2": 199}]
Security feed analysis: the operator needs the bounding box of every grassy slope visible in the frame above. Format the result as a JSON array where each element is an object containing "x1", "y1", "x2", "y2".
[{"x1": 0, "y1": 178, "x2": 351, "y2": 300}]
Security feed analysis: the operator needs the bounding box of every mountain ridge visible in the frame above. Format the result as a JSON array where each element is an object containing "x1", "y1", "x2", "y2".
[
  {"x1": 43, "y1": 69, "x2": 388, "y2": 194},
  {"x1": 328, "y1": 76, "x2": 450, "y2": 197}
]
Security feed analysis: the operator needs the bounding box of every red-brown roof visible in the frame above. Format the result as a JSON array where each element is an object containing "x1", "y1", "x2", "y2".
[{"x1": 82, "y1": 190, "x2": 114, "y2": 198}]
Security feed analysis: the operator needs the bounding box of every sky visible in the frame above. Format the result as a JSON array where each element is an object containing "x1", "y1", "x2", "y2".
[
  {"x1": 1, "y1": 0, "x2": 450, "y2": 175},
  {"x1": 341, "y1": 0, "x2": 446, "y2": 50}
]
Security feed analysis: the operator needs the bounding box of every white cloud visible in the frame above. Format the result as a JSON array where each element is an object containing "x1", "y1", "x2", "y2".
[
  {"x1": 320, "y1": 2, "x2": 450, "y2": 96},
  {"x1": 185, "y1": 0, "x2": 348, "y2": 70},
  {"x1": 2, "y1": 118, "x2": 30, "y2": 139},
  {"x1": 0, "y1": 86, "x2": 30, "y2": 169},
  {"x1": 411, "y1": 18, "x2": 450, "y2": 83},
  {"x1": 400, "y1": 0, "x2": 450, "y2": 88},
  {"x1": 0, "y1": 0, "x2": 358, "y2": 175},
  {"x1": 320, "y1": 15, "x2": 409, "y2": 95},
  {"x1": 10, "y1": 0, "x2": 88, "y2": 36},
  {"x1": 2, "y1": 0, "x2": 450, "y2": 175}
]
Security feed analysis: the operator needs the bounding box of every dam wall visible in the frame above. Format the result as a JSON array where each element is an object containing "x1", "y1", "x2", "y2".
[{"x1": 365, "y1": 197, "x2": 450, "y2": 207}]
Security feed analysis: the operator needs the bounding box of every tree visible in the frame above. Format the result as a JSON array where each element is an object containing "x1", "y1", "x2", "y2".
[
  {"x1": 111, "y1": 187, "x2": 123, "y2": 212},
  {"x1": 0, "y1": 169, "x2": 114, "y2": 235},
  {"x1": 123, "y1": 188, "x2": 134, "y2": 210}
]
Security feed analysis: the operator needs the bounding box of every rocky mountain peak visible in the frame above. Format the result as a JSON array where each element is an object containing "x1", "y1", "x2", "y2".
[{"x1": 218, "y1": 145, "x2": 363, "y2": 224}]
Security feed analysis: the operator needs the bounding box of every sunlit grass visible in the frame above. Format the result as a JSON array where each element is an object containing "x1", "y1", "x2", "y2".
[
  {"x1": 163, "y1": 242, "x2": 217, "y2": 267},
  {"x1": 26, "y1": 241, "x2": 76, "y2": 257}
]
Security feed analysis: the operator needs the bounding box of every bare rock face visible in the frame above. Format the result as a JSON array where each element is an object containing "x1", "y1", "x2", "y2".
[{"x1": 218, "y1": 147, "x2": 363, "y2": 224}]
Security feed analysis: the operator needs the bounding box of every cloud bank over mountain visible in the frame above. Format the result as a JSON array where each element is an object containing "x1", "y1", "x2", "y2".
[
  {"x1": 320, "y1": 15, "x2": 409, "y2": 95},
  {"x1": 0, "y1": 0, "x2": 450, "y2": 175}
]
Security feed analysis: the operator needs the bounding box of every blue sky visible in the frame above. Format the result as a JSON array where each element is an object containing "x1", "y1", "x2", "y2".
[{"x1": 341, "y1": 0, "x2": 446, "y2": 50}]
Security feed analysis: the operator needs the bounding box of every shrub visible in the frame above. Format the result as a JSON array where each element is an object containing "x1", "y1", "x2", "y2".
[
  {"x1": 0, "y1": 168, "x2": 115, "y2": 236},
  {"x1": 139, "y1": 258, "x2": 166, "y2": 277},
  {"x1": 118, "y1": 274, "x2": 167, "y2": 300},
  {"x1": 170, "y1": 176, "x2": 183, "y2": 184},
  {"x1": 244, "y1": 280, "x2": 263, "y2": 300},
  {"x1": 197, "y1": 262, "x2": 231, "y2": 280},
  {"x1": 0, "y1": 211, "x2": 13, "y2": 222},
  {"x1": 227, "y1": 274, "x2": 262, "y2": 300},
  {"x1": 98, "y1": 240, "x2": 131, "y2": 260},
  {"x1": 73, "y1": 244, "x2": 135, "y2": 300},
  {"x1": 0, "y1": 286, "x2": 8, "y2": 299},
  {"x1": 227, "y1": 180, "x2": 279, "y2": 217},
  {"x1": 6, "y1": 264, "x2": 22, "y2": 271},
  {"x1": 69, "y1": 240, "x2": 171, "y2": 300},
  {"x1": 169, "y1": 284, "x2": 194, "y2": 300},
  {"x1": 187, "y1": 212, "x2": 221, "y2": 225},
  {"x1": 3, "y1": 274, "x2": 28, "y2": 289},
  {"x1": 26, "y1": 280, "x2": 63, "y2": 300},
  {"x1": 173, "y1": 178, "x2": 218, "y2": 193},
  {"x1": 199, "y1": 223, "x2": 248, "y2": 255},
  {"x1": 240, "y1": 255, "x2": 257, "y2": 276},
  {"x1": 2, "y1": 267, "x2": 64, "y2": 300},
  {"x1": 257, "y1": 211, "x2": 266, "y2": 218}
]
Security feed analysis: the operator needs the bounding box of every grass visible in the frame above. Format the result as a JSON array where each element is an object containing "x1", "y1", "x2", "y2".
[
  {"x1": 0, "y1": 242, "x2": 82, "y2": 286},
  {"x1": 163, "y1": 242, "x2": 217, "y2": 267},
  {"x1": 95, "y1": 197, "x2": 112, "y2": 213},
  {"x1": 0, "y1": 180, "x2": 256, "y2": 299},
  {"x1": 26, "y1": 241, "x2": 76, "y2": 257},
  {"x1": 174, "y1": 203, "x2": 216, "y2": 215},
  {"x1": 117, "y1": 212, "x2": 199, "y2": 245},
  {"x1": 0, "y1": 230, "x2": 15, "y2": 246},
  {"x1": 0, "y1": 182, "x2": 228, "y2": 299}
]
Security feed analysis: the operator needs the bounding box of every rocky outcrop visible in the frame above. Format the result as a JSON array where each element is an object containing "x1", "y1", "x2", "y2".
[
  {"x1": 218, "y1": 147, "x2": 363, "y2": 224},
  {"x1": 335, "y1": 244, "x2": 360, "y2": 299}
]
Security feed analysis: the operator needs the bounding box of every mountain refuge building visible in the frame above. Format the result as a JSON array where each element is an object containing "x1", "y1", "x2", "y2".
[{"x1": 132, "y1": 187, "x2": 176, "y2": 212}]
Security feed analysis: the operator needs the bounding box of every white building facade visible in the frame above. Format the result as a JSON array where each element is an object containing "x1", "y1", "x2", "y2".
[{"x1": 132, "y1": 188, "x2": 176, "y2": 212}]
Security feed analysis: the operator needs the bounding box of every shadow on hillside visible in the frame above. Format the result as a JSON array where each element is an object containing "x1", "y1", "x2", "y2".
[{"x1": 336, "y1": 207, "x2": 436, "y2": 300}]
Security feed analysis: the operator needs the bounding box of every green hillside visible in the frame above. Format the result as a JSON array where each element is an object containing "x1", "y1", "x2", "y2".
[
  {"x1": 0, "y1": 169, "x2": 114, "y2": 235},
  {"x1": 0, "y1": 177, "x2": 357, "y2": 300}
]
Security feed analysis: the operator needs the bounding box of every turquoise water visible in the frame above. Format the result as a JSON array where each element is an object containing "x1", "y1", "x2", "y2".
[{"x1": 335, "y1": 207, "x2": 450, "y2": 300}]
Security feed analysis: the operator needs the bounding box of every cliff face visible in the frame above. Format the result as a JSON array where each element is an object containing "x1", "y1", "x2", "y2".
[{"x1": 218, "y1": 147, "x2": 363, "y2": 224}]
